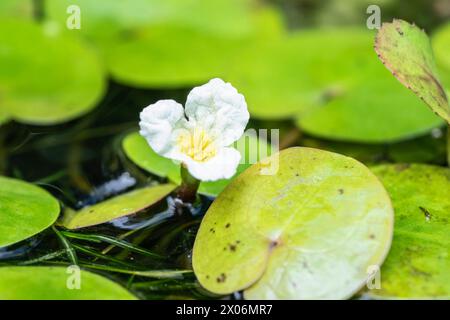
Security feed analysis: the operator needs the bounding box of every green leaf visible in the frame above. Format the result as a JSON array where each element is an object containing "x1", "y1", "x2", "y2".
[
  {"x1": 375, "y1": 19, "x2": 450, "y2": 124},
  {"x1": 0, "y1": 176, "x2": 60, "y2": 248},
  {"x1": 367, "y1": 164, "x2": 450, "y2": 299},
  {"x1": 0, "y1": 20, "x2": 105, "y2": 125},
  {"x1": 122, "y1": 131, "x2": 274, "y2": 197},
  {"x1": 60, "y1": 184, "x2": 175, "y2": 229},
  {"x1": 293, "y1": 28, "x2": 443, "y2": 143},
  {"x1": 122, "y1": 132, "x2": 179, "y2": 178},
  {"x1": 104, "y1": 9, "x2": 282, "y2": 88},
  {"x1": 0, "y1": 266, "x2": 136, "y2": 299},
  {"x1": 192, "y1": 147, "x2": 393, "y2": 299},
  {"x1": 106, "y1": 25, "x2": 247, "y2": 88}
]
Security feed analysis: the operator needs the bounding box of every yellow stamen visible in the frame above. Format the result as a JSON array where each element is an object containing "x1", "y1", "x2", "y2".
[{"x1": 178, "y1": 128, "x2": 216, "y2": 162}]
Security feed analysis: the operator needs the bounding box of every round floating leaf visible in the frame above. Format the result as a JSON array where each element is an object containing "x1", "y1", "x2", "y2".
[
  {"x1": 0, "y1": 267, "x2": 136, "y2": 299},
  {"x1": 375, "y1": 19, "x2": 450, "y2": 124},
  {"x1": 123, "y1": 131, "x2": 179, "y2": 178},
  {"x1": 122, "y1": 131, "x2": 274, "y2": 197},
  {"x1": 0, "y1": 176, "x2": 60, "y2": 248},
  {"x1": 61, "y1": 184, "x2": 175, "y2": 229},
  {"x1": 105, "y1": 6, "x2": 282, "y2": 88},
  {"x1": 293, "y1": 28, "x2": 443, "y2": 143},
  {"x1": 106, "y1": 25, "x2": 246, "y2": 88},
  {"x1": 0, "y1": 20, "x2": 105, "y2": 125},
  {"x1": 193, "y1": 147, "x2": 393, "y2": 299},
  {"x1": 365, "y1": 164, "x2": 450, "y2": 299}
]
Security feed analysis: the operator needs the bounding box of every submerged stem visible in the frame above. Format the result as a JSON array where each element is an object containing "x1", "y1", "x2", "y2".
[
  {"x1": 52, "y1": 227, "x2": 78, "y2": 265},
  {"x1": 176, "y1": 165, "x2": 200, "y2": 203}
]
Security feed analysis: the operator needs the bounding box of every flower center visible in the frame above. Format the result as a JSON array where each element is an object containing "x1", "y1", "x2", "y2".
[{"x1": 178, "y1": 128, "x2": 216, "y2": 162}]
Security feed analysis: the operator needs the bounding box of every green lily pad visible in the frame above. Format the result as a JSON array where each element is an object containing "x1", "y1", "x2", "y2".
[
  {"x1": 0, "y1": 267, "x2": 136, "y2": 299},
  {"x1": 193, "y1": 147, "x2": 393, "y2": 299},
  {"x1": 0, "y1": 176, "x2": 60, "y2": 248},
  {"x1": 105, "y1": 8, "x2": 282, "y2": 88},
  {"x1": 375, "y1": 19, "x2": 450, "y2": 124},
  {"x1": 61, "y1": 184, "x2": 175, "y2": 229},
  {"x1": 122, "y1": 131, "x2": 179, "y2": 178},
  {"x1": 122, "y1": 131, "x2": 274, "y2": 197},
  {"x1": 0, "y1": 20, "x2": 105, "y2": 125},
  {"x1": 106, "y1": 25, "x2": 246, "y2": 88},
  {"x1": 293, "y1": 28, "x2": 443, "y2": 143},
  {"x1": 366, "y1": 164, "x2": 450, "y2": 299}
]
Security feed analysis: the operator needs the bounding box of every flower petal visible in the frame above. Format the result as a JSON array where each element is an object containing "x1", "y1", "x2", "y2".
[
  {"x1": 183, "y1": 147, "x2": 241, "y2": 181},
  {"x1": 185, "y1": 78, "x2": 249, "y2": 147},
  {"x1": 139, "y1": 100, "x2": 187, "y2": 158}
]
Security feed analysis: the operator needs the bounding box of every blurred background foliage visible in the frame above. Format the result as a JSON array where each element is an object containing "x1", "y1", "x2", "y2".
[{"x1": 0, "y1": 0, "x2": 449, "y2": 300}]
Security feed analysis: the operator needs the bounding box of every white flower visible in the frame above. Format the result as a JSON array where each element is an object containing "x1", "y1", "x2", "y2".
[{"x1": 139, "y1": 78, "x2": 250, "y2": 181}]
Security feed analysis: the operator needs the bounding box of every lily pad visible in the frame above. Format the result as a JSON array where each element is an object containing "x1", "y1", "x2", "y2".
[
  {"x1": 375, "y1": 19, "x2": 450, "y2": 124},
  {"x1": 122, "y1": 131, "x2": 274, "y2": 197},
  {"x1": 0, "y1": 20, "x2": 105, "y2": 125},
  {"x1": 0, "y1": 176, "x2": 60, "y2": 248},
  {"x1": 106, "y1": 25, "x2": 246, "y2": 88},
  {"x1": 122, "y1": 132, "x2": 179, "y2": 178},
  {"x1": 105, "y1": 8, "x2": 282, "y2": 88},
  {"x1": 61, "y1": 184, "x2": 175, "y2": 229},
  {"x1": 193, "y1": 147, "x2": 393, "y2": 299},
  {"x1": 293, "y1": 28, "x2": 443, "y2": 143},
  {"x1": 366, "y1": 164, "x2": 450, "y2": 298},
  {"x1": 0, "y1": 267, "x2": 136, "y2": 299}
]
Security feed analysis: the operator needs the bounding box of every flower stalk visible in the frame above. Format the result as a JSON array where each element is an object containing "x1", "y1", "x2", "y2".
[{"x1": 177, "y1": 165, "x2": 200, "y2": 203}]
